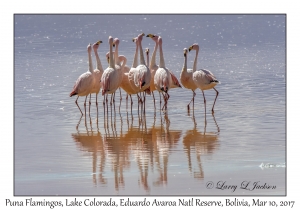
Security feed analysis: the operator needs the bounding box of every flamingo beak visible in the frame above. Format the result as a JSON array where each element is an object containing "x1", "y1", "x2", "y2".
[
  {"x1": 188, "y1": 46, "x2": 193, "y2": 52},
  {"x1": 146, "y1": 34, "x2": 154, "y2": 38}
]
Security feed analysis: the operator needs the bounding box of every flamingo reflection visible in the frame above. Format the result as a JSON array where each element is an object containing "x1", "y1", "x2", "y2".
[
  {"x1": 183, "y1": 111, "x2": 220, "y2": 179},
  {"x1": 73, "y1": 111, "x2": 186, "y2": 193},
  {"x1": 72, "y1": 128, "x2": 107, "y2": 186}
]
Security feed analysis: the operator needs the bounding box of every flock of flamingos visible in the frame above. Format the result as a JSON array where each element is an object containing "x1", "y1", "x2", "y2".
[{"x1": 69, "y1": 33, "x2": 220, "y2": 116}]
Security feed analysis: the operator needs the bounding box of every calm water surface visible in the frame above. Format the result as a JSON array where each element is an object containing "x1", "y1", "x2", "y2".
[{"x1": 14, "y1": 14, "x2": 286, "y2": 195}]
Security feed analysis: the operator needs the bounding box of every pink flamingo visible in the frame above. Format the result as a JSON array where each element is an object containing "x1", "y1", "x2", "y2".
[
  {"x1": 101, "y1": 36, "x2": 120, "y2": 105},
  {"x1": 106, "y1": 51, "x2": 134, "y2": 109},
  {"x1": 180, "y1": 48, "x2": 198, "y2": 110},
  {"x1": 146, "y1": 34, "x2": 181, "y2": 108},
  {"x1": 154, "y1": 36, "x2": 171, "y2": 110},
  {"x1": 128, "y1": 34, "x2": 150, "y2": 105},
  {"x1": 189, "y1": 43, "x2": 220, "y2": 113},
  {"x1": 69, "y1": 43, "x2": 95, "y2": 115},
  {"x1": 113, "y1": 38, "x2": 125, "y2": 101},
  {"x1": 136, "y1": 33, "x2": 151, "y2": 92},
  {"x1": 89, "y1": 40, "x2": 104, "y2": 112},
  {"x1": 136, "y1": 33, "x2": 151, "y2": 111}
]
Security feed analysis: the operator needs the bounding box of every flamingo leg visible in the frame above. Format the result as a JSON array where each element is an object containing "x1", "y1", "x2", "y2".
[
  {"x1": 119, "y1": 88, "x2": 122, "y2": 101},
  {"x1": 103, "y1": 94, "x2": 106, "y2": 119},
  {"x1": 84, "y1": 95, "x2": 88, "y2": 116},
  {"x1": 161, "y1": 92, "x2": 167, "y2": 110},
  {"x1": 140, "y1": 92, "x2": 143, "y2": 103},
  {"x1": 96, "y1": 93, "x2": 99, "y2": 120},
  {"x1": 75, "y1": 96, "x2": 83, "y2": 116},
  {"x1": 137, "y1": 93, "x2": 142, "y2": 103},
  {"x1": 130, "y1": 94, "x2": 133, "y2": 114},
  {"x1": 165, "y1": 92, "x2": 169, "y2": 110},
  {"x1": 187, "y1": 90, "x2": 196, "y2": 111},
  {"x1": 96, "y1": 93, "x2": 98, "y2": 106},
  {"x1": 130, "y1": 94, "x2": 133, "y2": 105},
  {"x1": 152, "y1": 91, "x2": 156, "y2": 110},
  {"x1": 137, "y1": 94, "x2": 140, "y2": 114},
  {"x1": 126, "y1": 94, "x2": 128, "y2": 110},
  {"x1": 89, "y1": 94, "x2": 92, "y2": 114},
  {"x1": 201, "y1": 90, "x2": 206, "y2": 113},
  {"x1": 106, "y1": 95, "x2": 109, "y2": 117},
  {"x1": 161, "y1": 93, "x2": 165, "y2": 110},
  {"x1": 143, "y1": 92, "x2": 146, "y2": 115},
  {"x1": 159, "y1": 92, "x2": 162, "y2": 105},
  {"x1": 212, "y1": 88, "x2": 219, "y2": 113},
  {"x1": 110, "y1": 93, "x2": 114, "y2": 105}
]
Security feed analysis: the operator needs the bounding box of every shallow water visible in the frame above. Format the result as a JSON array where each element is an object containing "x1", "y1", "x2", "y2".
[{"x1": 14, "y1": 14, "x2": 286, "y2": 195}]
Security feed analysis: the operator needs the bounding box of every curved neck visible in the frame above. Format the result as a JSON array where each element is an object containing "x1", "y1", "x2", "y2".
[
  {"x1": 146, "y1": 52, "x2": 149, "y2": 67},
  {"x1": 109, "y1": 42, "x2": 115, "y2": 68},
  {"x1": 114, "y1": 43, "x2": 120, "y2": 65},
  {"x1": 159, "y1": 41, "x2": 165, "y2": 68},
  {"x1": 120, "y1": 56, "x2": 127, "y2": 71},
  {"x1": 150, "y1": 42, "x2": 158, "y2": 68},
  {"x1": 88, "y1": 50, "x2": 93, "y2": 73},
  {"x1": 94, "y1": 48, "x2": 103, "y2": 72},
  {"x1": 139, "y1": 40, "x2": 146, "y2": 65},
  {"x1": 132, "y1": 41, "x2": 139, "y2": 68},
  {"x1": 193, "y1": 48, "x2": 198, "y2": 72}
]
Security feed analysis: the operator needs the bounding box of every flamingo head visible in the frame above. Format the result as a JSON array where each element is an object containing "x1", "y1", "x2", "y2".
[
  {"x1": 146, "y1": 34, "x2": 159, "y2": 42},
  {"x1": 145, "y1": 48, "x2": 149, "y2": 55},
  {"x1": 93, "y1": 40, "x2": 102, "y2": 50},
  {"x1": 108, "y1": 36, "x2": 113, "y2": 45},
  {"x1": 132, "y1": 37, "x2": 138, "y2": 42},
  {"x1": 137, "y1": 33, "x2": 144, "y2": 43},
  {"x1": 158, "y1": 36, "x2": 163, "y2": 45},
  {"x1": 87, "y1": 43, "x2": 92, "y2": 53},
  {"x1": 183, "y1": 48, "x2": 188, "y2": 57},
  {"x1": 113, "y1": 38, "x2": 119, "y2": 47},
  {"x1": 106, "y1": 52, "x2": 110, "y2": 64},
  {"x1": 189, "y1": 43, "x2": 199, "y2": 52}
]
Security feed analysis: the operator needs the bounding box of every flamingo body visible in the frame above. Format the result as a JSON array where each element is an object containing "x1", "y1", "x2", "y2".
[
  {"x1": 154, "y1": 67, "x2": 171, "y2": 93},
  {"x1": 193, "y1": 69, "x2": 219, "y2": 90},
  {"x1": 70, "y1": 71, "x2": 94, "y2": 97}
]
